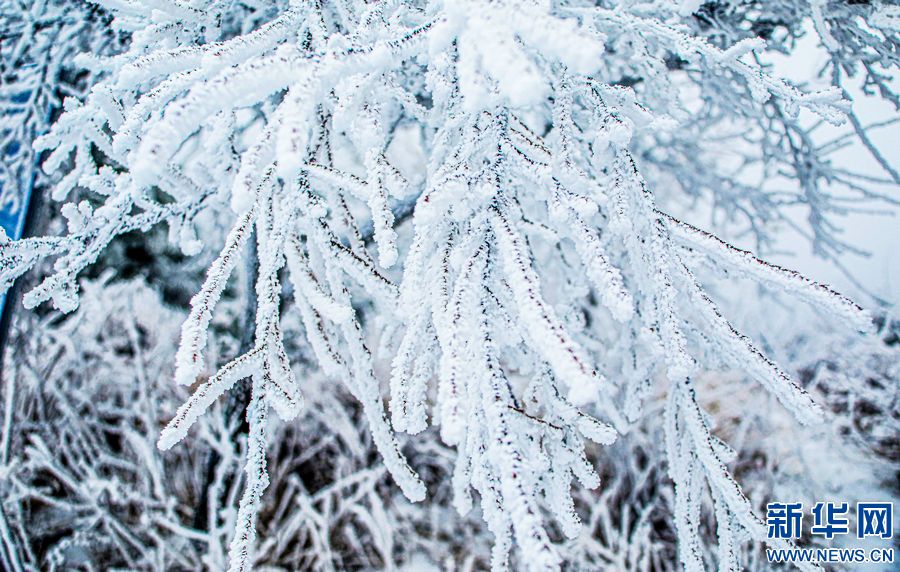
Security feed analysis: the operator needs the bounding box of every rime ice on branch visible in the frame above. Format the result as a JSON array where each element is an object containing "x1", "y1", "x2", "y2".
[{"x1": 1, "y1": 1, "x2": 891, "y2": 571}]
